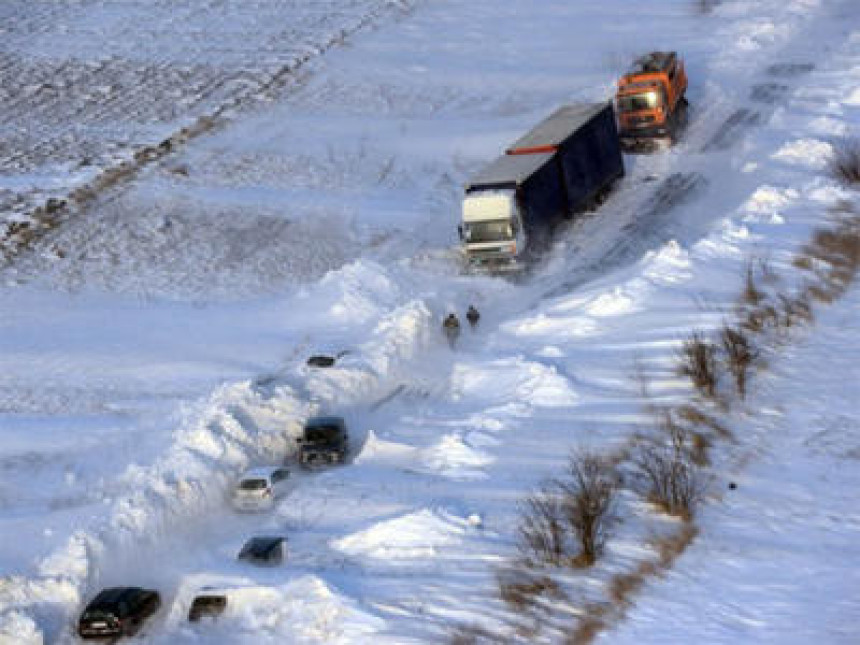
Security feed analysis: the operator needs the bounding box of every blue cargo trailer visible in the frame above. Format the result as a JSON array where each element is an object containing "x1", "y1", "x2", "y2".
[{"x1": 460, "y1": 102, "x2": 624, "y2": 270}]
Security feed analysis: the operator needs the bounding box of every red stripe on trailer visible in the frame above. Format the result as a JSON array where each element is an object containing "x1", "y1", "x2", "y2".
[{"x1": 506, "y1": 144, "x2": 558, "y2": 155}]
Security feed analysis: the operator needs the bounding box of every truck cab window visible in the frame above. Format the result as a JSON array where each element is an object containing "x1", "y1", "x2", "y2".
[
  {"x1": 618, "y1": 91, "x2": 661, "y2": 112},
  {"x1": 465, "y1": 220, "x2": 514, "y2": 243}
]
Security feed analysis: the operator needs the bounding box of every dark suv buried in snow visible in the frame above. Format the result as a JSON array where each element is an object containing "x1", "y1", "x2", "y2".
[
  {"x1": 296, "y1": 416, "x2": 349, "y2": 467},
  {"x1": 77, "y1": 587, "x2": 161, "y2": 639}
]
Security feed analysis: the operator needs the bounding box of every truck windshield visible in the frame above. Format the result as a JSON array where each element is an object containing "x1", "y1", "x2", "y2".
[
  {"x1": 618, "y1": 91, "x2": 661, "y2": 112},
  {"x1": 464, "y1": 220, "x2": 513, "y2": 243},
  {"x1": 305, "y1": 426, "x2": 340, "y2": 443}
]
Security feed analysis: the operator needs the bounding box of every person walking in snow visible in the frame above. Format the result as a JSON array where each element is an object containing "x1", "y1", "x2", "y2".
[
  {"x1": 466, "y1": 305, "x2": 480, "y2": 329},
  {"x1": 442, "y1": 313, "x2": 461, "y2": 348}
]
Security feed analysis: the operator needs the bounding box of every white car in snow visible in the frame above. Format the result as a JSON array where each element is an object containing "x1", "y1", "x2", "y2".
[{"x1": 231, "y1": 467, "x2": 291, "y2": 512}]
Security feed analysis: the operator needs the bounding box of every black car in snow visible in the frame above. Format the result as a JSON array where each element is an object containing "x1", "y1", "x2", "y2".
[
  {"x1": 296, "y1": 416, "x2": 349, "y2": 467},
  {"x1": 237, "y1": 536, "x2": 287, "y2": 566},
  {"x1": 188, "y1": 593, "x2": 227, "y2": 622},
  {"x1": 77, "y1": 587, "x2": 161, "y2": 639}
]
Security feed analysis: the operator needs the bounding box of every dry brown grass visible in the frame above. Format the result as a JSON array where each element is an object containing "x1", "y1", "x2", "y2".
[
  {"x1": 829, "y1": 139, "x2": 860, "y2": 185},
  {"x1": 741, "y1": 303, "x2": 780, "y2": 333},
  {"x1": 777, "y1": 293, "x2": 814, "y2": 327},
  {"x1": 568, "y1": 523, "x2": 699, "y2": 644},
  {"x1": 794, "y1": 216, "x2": 860, "y2": 302},
  {"x1": 634, "y1": 427, "x2": 708, "y2": 521},
  {"x1": 653, "y1": 523, "x2": 700, "y2": 568},
  {"x1": 809, "y1": 227, "x2": 860, "y2": 270},
  {"x1": 792, "y1": 255, "x2": 814, "y2": 271},
  {"x1": 741, "y1": 261, "x2": 765, "y2": 305},
  {"x1": 678, "y1": 332, "x2": 720, "y2": 398},
  {"x1": 566, "y1": 613, "x2": 607, "y2": 645},
  {"x1": 720, "y1": 324, "x2": 759, "y2": 398},
  {"x1": 608, "y1": 571, "x2": 646, "y2": 609},
  {"x1": 497, "y1": 569, "x2": 563, "y2": 613},
  {"x1": 690, "y1": 432, "x2": 712, "y2": 466},
  {"x1": 805, "y1": 283, "x2": 837, "y2": 304},
  {"x1": 676, "y1": 404, "x2": 733, "y2": 440}
]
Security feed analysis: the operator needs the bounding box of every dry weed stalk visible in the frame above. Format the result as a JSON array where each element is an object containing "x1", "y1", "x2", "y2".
[
  {"x1": 679, "y1": 332, "x2": 720, "y2": 398},
  {"x1": 720, "y1": 324, "x2": 759, "y2": 398},
  {"x1": 558, "y1": 453, "x2": 618, "y2": 566},
  {"x1": 635, "y1": 426, "x2": 707, "y2": 521},
  {"x1": 517, "y1": 484, "x2": 569, "y2": 566}
]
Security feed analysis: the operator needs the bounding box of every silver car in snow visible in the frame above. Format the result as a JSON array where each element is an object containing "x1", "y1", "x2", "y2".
[{"x1": 230, "y1": 466, "x2": 291, "y2": 512}]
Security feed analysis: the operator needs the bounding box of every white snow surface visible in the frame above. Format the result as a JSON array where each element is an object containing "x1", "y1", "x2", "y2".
[{"x1": 1, "y1": 0, "x2": 859, "y2": 643}]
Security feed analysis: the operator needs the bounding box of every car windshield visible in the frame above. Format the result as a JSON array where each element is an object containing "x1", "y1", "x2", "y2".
[
  {"x1": 464, "y1": 219, "x2": 513, "y2": 243},
  {"x1": 238, "y1": 478, "x2": 268, "y2": 491},
  {"x1": 192, "y1": 596, "x2": 225, "y2": 608},
  {"x1": 305, "y1": 426, "x2": 340, "y2": 444},
  {"x1": 618, "y1": 91, "x2": 661, "y2": 112},
  {"x1": 82, "y1": 609, "x2": 113, "y2": 620}
]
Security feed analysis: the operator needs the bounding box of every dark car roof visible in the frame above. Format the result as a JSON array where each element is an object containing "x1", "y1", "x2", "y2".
[
  {"x1": 240, "y1": 536, "x2": 285, "y2": 556},
  {"x1": 88, "y1": 587, "x2": 146, "y2": 608},
  {"x1": 304, "y1": 416, "x2": 345, "y2": 428}
]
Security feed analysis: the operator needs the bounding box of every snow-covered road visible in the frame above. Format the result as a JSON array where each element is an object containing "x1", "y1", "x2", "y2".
[{"x1": 1, "y1": 0, "x2": 859, "y2": 643}]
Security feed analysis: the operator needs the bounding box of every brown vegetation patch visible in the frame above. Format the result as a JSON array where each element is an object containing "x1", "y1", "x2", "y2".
[
  {"x1": 634, "y1": 426, "x2": 708, "y2": 521},
  {"x1": 720, "y1": 324, "x2": 759, "y2": 398},
  {"x1": 777, "y1": 293, "x2": 814, "y2": 327},
  {"x1": 567, "y1": 613, "x2": 607, "y2": 645},
  {"x1": 497, "y1": 568, "x2": 565, "y2": 617},
  {"x1": 676, "y1": 404, "x2": 733, "y2": 440},
  {"x1": 678, "y1": 331, "x2": 720, "y2": 398},
  {"x1": 741, "y1": 261, "x2": 765, "y2": 305},
  {"x1": 829, "y1": 138, "x2": 860, "y2": 185},
  {"x1": 653, "y1": 523, "x2": 700, "y2": 568}
]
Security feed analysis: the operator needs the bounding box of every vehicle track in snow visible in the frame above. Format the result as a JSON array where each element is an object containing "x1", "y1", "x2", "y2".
[{"x1": 531, "y1": 37, "x2": 825, "y2": 306}]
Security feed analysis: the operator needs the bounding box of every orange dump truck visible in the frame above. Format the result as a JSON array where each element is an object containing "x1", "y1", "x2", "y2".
[{"x1": 615, "y1": 51, "x2": 688, "y2": 151}]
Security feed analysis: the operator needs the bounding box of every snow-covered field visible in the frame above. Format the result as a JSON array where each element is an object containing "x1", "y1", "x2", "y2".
[{"x1": 1, "y1": 0, "x2": 858, "y2": 643}]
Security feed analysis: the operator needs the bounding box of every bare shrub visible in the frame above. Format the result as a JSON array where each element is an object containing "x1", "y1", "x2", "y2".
[
  {"x1": 778, "y1": 293, "x2": 814, "y2": 327},
  {"x1": 720, "y1": 324, "x2": 759, "y2": 398},
  {"x1": 517, "y1": 484, "x2": 570, "y2": 566},
  {"x1": 634, "y1": 428, "x2": 707, "y2": 520},
  {"x1": 741, "y1": 303, "x2": 780, "y2": 333},
  {"x1": 829, "y1": 138, "x2": 860, "y2": 184},
  {"x1": 741, "y1": 261, "x2": 765, "y2": 305},
  {"x1": 558, "y1": 453, "x2": 618, "y2": 567},
  {"x1": 678, "y1": 331, "x2": 719, "y2": 398}
]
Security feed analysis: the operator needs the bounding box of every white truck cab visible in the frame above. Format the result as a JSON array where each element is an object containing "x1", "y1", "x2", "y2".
[{"x1": 460, "y1": 190, "x2": 526, "y2": 270}]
